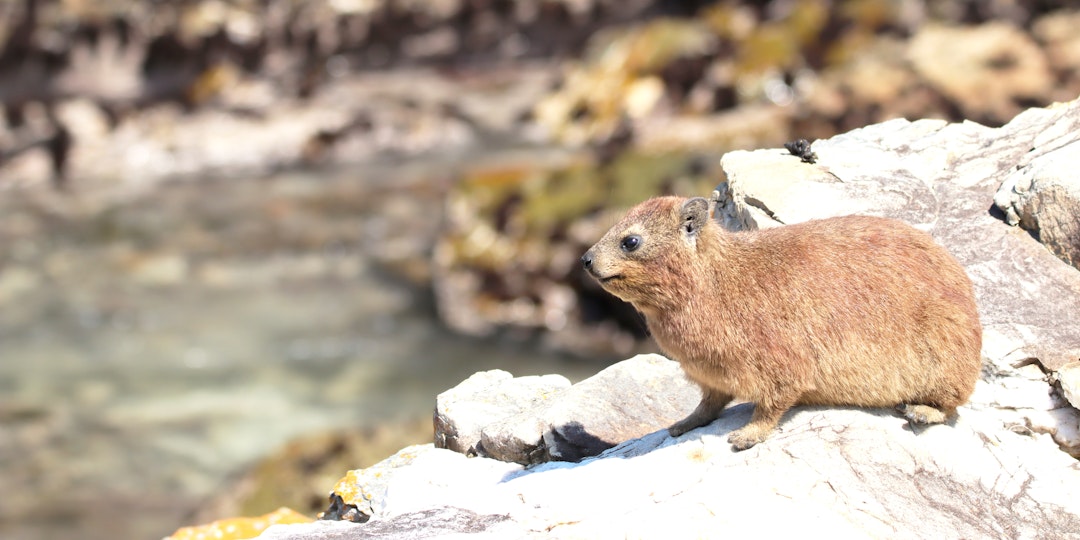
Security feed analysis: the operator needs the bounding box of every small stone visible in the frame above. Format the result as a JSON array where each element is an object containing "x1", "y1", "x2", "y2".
[
  {"x1": 128, "y1": 253, "x2": 189, "y2": 286},
  {"x1": 478, "y1": 354, "x2": 700, "y2": 464},
  {"x1": 433, "y1": 370, "x2": 570, "y2": 456},
  {"x1": 0, "y1": 266, "x2": 41, "y2": 304},
  {"x1": 1059, "y1": 362, "x2": 1080, "y2": 411},
  {"x1": 1047, "y1": 407, "x2": 1080, "y2": 458},
  {"x1": 993, "y1": 146, "x2": 1080, "y2": 269}
]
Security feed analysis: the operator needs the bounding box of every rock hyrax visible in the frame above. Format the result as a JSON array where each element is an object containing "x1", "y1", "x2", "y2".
[{"x1": 581, "y1": 195, "x2": 982, "y2": 450}]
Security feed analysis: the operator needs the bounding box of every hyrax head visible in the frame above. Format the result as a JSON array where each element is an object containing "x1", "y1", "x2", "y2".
[{"x1": 581, "y1": 196, "x2": 712, "y2": 307}]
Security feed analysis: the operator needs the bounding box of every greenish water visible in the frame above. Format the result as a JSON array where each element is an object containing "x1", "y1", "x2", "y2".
[{"x1": 0, "y1": 166, "x2": 597, "y2": 540}]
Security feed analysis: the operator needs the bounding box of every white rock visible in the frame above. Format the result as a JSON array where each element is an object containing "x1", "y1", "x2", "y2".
[
  {"x1": 433, "y1": 370, "x2": 571, "y2": 456},
  {"x1": 265, "y1": 404, "x2": 1080, "y2": 539},
  {"x1": 994, "y1": 140, "x2": 1080, "y2": 268},
  {"x1": 477, "y1": 354, "x2": 700, "y2": 464},
  {"x1": 129, "y1": 253, "x2": 189, "y2": 286},
  {"x1": 718, "y1": 100, "x2": 1080, "y2": 373},
  {"x1": 1060, "y1": 362, "x2": 1080, "y2": 410}
]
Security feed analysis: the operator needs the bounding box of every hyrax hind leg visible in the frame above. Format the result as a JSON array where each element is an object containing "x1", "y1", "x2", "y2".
[
  {"x1": 728, "y1": 392, "x2": 800, "y2": 451},
  {"x1": 896, "y1": 404, "x2": 954, "y2": 425},
  {"x1": 668, "y1": 387, "x2": 732, "y2": 437}
]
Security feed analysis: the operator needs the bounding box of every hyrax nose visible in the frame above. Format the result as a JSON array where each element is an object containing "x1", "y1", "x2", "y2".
[{"x1": 581, "y1": 250, "x2": 594, "y2": 269}]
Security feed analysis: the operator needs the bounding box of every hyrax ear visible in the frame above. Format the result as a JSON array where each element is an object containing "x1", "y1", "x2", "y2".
[{"x1": 680, "y1": 197, "x2": 710, "y2": 236}]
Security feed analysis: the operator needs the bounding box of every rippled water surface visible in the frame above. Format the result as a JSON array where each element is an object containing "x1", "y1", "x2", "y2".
[{"x1": 0, "y1": 164, "x2": 598, "y2": 540}]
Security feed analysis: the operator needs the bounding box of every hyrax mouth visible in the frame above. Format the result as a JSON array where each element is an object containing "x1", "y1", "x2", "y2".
[{"x1": 582, "y1": 250, "x2": 622, "y2": 284}]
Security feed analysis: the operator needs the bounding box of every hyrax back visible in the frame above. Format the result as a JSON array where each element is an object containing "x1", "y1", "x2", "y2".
[{"x1": 581, "y1": 196, "x2": 982, "y2": 450}]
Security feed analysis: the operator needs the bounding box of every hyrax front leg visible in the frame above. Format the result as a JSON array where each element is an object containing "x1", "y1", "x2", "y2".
[
  {"x1": 727, "y1": 392, "x2": 800, "y2": 451},
  {"x1": 668, "y1": 387, "x2": 732, "y2": 437}
]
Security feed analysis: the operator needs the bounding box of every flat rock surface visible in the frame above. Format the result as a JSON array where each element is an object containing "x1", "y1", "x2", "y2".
[{"x1": 265, "y1": 393, "x2": 1080, "y2": 539}]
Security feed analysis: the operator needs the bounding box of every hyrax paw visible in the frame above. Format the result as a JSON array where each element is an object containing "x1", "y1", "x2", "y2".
[
  {"x1": 727, "y1": 428, "x2": 767, "y2": 451},
  {"x1": 668, "y1": 416, "x2": 712, "y2": 438},
  {"x1": 668, "y1": 421, "x2": 699, "y2": 438},
  {"x1": 896, "y1": 404, "x2": 946, "y2": 425}
]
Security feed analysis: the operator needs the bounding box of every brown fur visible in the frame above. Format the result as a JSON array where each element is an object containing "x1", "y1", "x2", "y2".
[{"x1": 581, "y1": 196, "x2": 982, "y2": 450}]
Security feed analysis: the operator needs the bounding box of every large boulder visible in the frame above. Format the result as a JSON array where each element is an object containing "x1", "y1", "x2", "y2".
[
  {"x1": 265, "y1": 336, "x2": 1080, "y2": 537},
  {"x1": 714, "y1": 100, "x2": 1080, "y2": 460},
  {"x1": 719, "y1": 99, "x2": 1080, "y2": 373},
  {"x1": 264, "y1": 395, "x2": 1080, "y2": 538}
]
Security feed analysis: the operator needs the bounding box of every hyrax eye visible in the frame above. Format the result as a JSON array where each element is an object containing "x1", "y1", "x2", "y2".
[{"x1": 620, "y1": 235, "x2": 642, "y2": 252}]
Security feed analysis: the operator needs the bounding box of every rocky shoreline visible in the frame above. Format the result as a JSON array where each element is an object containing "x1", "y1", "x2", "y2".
[
  {"x1": 4, "y1": 3, "x2": 1080, "y2": 539},
  {"x1": 171, "y1": 99, "x2": 1080, "y2": 539}
]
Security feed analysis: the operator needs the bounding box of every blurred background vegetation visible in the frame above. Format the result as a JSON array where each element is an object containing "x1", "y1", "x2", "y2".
[{"x1": 0, "y1": 1, "x2": 1077, "y2": 538}]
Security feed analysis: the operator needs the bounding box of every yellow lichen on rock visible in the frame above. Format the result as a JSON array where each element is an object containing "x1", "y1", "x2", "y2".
[
  {"x1": 330, "y1": 468, "x2": 370, "y2": 507},
  {"x1": 532, "y1": 19, "x2": 715, "y2": 145},
  {"x1": 165, "y1": 507, "x2": 312, "y2": 540}
]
